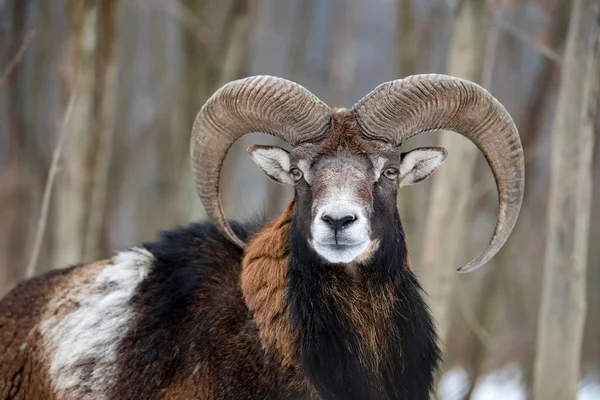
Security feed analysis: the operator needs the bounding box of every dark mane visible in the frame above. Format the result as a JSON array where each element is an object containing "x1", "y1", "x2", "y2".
[{"x1": 288, "y1": 211, "x2": 440, "y2": 399}]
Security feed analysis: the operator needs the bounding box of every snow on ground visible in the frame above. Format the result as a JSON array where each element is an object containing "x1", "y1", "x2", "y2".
[
  {"x1": 439, "y1": 367, "x2": 470, "y2": 400},
  {"x1": 439, "y1": 364, "x2": 600, "y2": 400},
  {"x1": 579, "y1": 368, "x2": 600, "y2": 400}
]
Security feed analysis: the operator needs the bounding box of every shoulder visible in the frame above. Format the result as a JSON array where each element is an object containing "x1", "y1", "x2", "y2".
[{"x1": 108, "y1": 219, "x2": 267, "y2": 398}]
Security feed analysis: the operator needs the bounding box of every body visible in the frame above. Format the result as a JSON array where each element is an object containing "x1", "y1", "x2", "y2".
[
  {"x1": 0, "y1": 74, "x2": 524, "y2": 399},
  {"x1": 1, "y1": 206, "x2": 438, "y2": 399}
]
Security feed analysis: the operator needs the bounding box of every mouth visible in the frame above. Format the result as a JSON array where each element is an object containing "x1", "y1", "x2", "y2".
[
  {"x1": 316, "y1": 240, "x2": 364, "y2": 248},
  {"x1": 311, "y1": 240, "x2": 371, "y2": 264},
  {"x1": 320, "y1": 244, "x2": 361, "y2": 253}
]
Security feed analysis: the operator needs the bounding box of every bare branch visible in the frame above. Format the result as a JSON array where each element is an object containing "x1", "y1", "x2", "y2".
[
  {"x1": 0, "y1": 30, "x2": 35, "y2": 89},
  {"x1": 130, "y1": 0, "x2": 203, "y2": 37},
  {"x1": 481, "y1": 1, "x2": 507, "y2": 88},
  {"x1": 26, "y1": 94, "x2": 76, "y2": 278},
  {"x1": 456, "y1": 279, "x2": 495, "y2": 350},
  {"x1": 498, "y1": 20, "x2": 563, "y2": 64}
]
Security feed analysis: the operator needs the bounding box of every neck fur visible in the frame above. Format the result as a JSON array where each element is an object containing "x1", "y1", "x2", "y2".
[{"x1": 241, "y1": 203, "x2": 440, "y2": 399}]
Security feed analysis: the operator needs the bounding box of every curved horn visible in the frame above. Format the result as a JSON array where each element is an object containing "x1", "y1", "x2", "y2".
[
  {"x1": 191, "y1": 75, "x2": 331, "y2": 248},
  {"x1": 353, "y1": 74, "x2": 524, "y2": 273}
]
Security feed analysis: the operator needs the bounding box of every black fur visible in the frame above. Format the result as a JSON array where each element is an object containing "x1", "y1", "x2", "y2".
[
  {"x1": 109, "y1": 220, "x2": 282, "y2": 399},
  {"x1": 105, "y1": 210, "x2": 438, "y2": 399},
  {"x1": 288, "y1": 213, "x2": 440, "y2": 400}
]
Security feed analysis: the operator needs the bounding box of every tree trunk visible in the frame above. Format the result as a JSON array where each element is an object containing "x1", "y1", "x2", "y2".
[
  {"x1": 83, "y1": 0, "x2": 119, "y2": 262},
  {"x1": 395, "y1": 0, "x2": 426, "y2": 259},
  {"x1": 53, "y1": 0, "x2": 120, "y2": 266},
  {"x1": 395, "y1": 0, "x2": 416, "y2": 79},
  {"x1": 208, "y1": 0, "x2": 252, "y2": 218},
  {"x1": 533, "y1": 1, "x2": 600, "y2": 398},
  {"x1": 53, "y1": 0, "x2": 98, "y2": 268},
  {"x1": 515, "y1": 0, "x2": 571, "y2": 389},
  {"x1": 419, "y1": 0, "x2": 488, "y2": 346},
  {"x1": 171, "y1": 0, "x2": 251, "y2": 223},
  {"x1": 0, "y1": 0, "x2": 28, "y2": 294}
]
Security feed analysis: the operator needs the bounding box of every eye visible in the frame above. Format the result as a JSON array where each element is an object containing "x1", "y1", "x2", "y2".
[
  {"x1": 383, "y1": 168, "x2": 399, "y2": 180},
  {"x1": 290, "y1": 168, "x2": 303, "y2": 182}
]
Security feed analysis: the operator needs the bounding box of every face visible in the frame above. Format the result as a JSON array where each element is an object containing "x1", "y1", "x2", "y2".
[{"x1": 248, "y1": 113, "x2": 447, "y2": 265}]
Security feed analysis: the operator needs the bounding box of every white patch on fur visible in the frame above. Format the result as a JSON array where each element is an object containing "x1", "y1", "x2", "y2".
[
  {"x1": 40, "y1": 247, "x2": 153, "y2": 399},
  {"x1": 248, "y1": 145, "x2": 294, "y2": 184},
  {"x1": 399, "y1": 147, "x2": 447, "y2": 187},
  {"x1": 19, "y1": 342, "x2": 28, "y2": 352}
]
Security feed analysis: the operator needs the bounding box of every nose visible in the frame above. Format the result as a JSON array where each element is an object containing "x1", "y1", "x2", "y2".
[{"x1": 322, "y1": 214, "x2": 356, "y2": 233}]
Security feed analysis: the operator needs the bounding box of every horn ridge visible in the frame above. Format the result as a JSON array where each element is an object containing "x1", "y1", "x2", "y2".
[
  {"x1": 352, "y1": 73, "x2": 524, "y2": 272},
  {"x1": 191, "y1": 75, "x2": 331, "y2": 248}
]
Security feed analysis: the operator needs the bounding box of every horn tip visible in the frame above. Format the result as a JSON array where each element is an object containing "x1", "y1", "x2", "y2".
[
  {"x1": 457, "y1": 263, "x2": 480, "y2": 274},
  {"x1": 231, "y1": 235, "x2": 247, "y2": 250}
]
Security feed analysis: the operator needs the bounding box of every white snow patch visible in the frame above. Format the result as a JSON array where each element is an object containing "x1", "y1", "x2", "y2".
[
  {"x1": 471, "y1": 362, "x2": 526, "y2": 400},
  {"x1": 579, "y1": 367, "x2": 600, "y2": 400},
  {"x1": 439, "y1": 366, "x2": 469, "y2": 400},
  {"x1": 440, "y1": 363, "x2": 600, "y2": 400}
]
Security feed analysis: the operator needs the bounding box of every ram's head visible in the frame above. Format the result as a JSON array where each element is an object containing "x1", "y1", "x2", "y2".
[{"x1": 191, "y1": 75, "x2": 524, "y2": 272}]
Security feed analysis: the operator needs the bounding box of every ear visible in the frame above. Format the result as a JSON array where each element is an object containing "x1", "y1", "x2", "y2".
[
  {"x1": 248, "y1": 145, "x2": 294, "y2": 185},
  {"x1": 399, "y1": 147, "x2": 448, "y2": 188}
]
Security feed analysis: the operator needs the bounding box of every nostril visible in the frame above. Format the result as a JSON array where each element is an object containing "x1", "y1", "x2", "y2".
[
  {"x1": 322, "y1": 214, "x2": 356, "y2": 232},
  {"x1": 339, "y1": 215, "x2": 356, "y2": 227},
  {"x1": 322, "y1": 215, "x2": 334, "y2": 226}
]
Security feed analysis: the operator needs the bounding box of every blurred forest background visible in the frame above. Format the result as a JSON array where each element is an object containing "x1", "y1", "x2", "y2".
[{"x1": 0, "y1": 0, "x2": 599, "y2": 398}]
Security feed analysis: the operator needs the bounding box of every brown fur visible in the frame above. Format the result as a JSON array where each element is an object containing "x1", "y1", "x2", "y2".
[
  {"x1": 162, "y1": 368, "x2": 211, "y2": 400},
  {"x1": 0, "y1": 260, "x2": 110, "y2": 399},
  {"x1": 240, "y1": 203, "x2": 309, "y2": 393},
  {"x1": 324, "y1": 266, "x2": 399, "y2": 381},
  {"x1": 240, "y1": 200, "x2": 400, "y2": 394},
  {"x1": 290, "y1": 109, "x2": 392, "y2": 162},
  {"x1": 317, "y1": 109, "x2": 382, "y2": 157}
]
